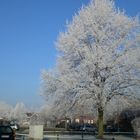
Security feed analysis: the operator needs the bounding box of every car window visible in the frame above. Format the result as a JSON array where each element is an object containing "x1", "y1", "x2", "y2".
[{"x1": 0, "y1": 127, "x2": 13, "y2": 133}]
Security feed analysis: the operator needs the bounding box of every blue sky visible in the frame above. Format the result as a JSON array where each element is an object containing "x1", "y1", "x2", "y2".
[{"x1": 0, "y1": 0, "x2": 140, "y2": 107}]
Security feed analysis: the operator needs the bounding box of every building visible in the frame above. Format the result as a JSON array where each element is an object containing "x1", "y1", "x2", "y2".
[{"x1": 73, "y1": 114, "x2": 96, "y2": 124}]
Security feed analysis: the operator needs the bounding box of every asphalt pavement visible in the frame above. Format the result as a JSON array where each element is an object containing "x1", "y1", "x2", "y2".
[{"x1": 43, "y1": 134, "x2": 136, "y2": 140}]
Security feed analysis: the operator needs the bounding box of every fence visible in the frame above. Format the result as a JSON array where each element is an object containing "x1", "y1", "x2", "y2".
[
  {"x1": 16, "y1": 133, "x2": 29, "y2": 140},
  {"x1": 15, "y1": 131, "x2": 136, "y2": 140}
]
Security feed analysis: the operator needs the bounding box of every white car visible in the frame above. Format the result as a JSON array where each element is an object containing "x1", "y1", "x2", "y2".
[{"x1": 10, "y1": 124, "x2": 19, "y2": 130}]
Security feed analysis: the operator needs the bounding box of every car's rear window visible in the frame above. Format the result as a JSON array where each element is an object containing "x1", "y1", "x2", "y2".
[{"x1": 0, "y1": 126, "x2": 13, "y2": 133}]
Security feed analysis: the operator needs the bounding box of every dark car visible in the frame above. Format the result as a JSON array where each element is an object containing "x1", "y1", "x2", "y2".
[
  {"x1": 80, "y1": 124, "x2": 97, "y2": 132},
  {"x1": 105, "y1": 125, "x2": 117, "y2": 132},
  {"x1": 68, "y1": 123, "x2": 81, "y2": 131},
  {"x1": 0, "y1": 125, "x2": 15, "y2": 140}
]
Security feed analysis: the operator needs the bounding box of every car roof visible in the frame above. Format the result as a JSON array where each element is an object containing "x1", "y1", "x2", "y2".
[{"x1": 0, "y1": 125, "x2": 11, "y2": 127}]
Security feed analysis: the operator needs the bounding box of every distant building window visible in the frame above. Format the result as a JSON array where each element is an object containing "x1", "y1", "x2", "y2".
[
  {"x1": 75, "y1": 119, "x2": 79, "y2": 123},
  {"x1": 88, "y1": 120, "x2": 90, "y2": 124}
]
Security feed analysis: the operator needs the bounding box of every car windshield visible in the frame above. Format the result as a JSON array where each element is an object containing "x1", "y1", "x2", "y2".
[{"x1": 0, "y1": 127, "x2": 13, "y2": 133}]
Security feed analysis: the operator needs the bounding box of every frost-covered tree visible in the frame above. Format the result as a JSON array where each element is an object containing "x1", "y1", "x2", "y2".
[
  {"x1": 41, "y1": 71, "x2": 96, "y2": 119},
  {"x1": 104, "y1": 96, "x2": 131, "y2": 123},
  {"x1": 41, "y1": 0, "x2": 140, "y2": 138},
  {"x1": 131, "y1": 117, "x2": 140, "y2": 134},
  {"x1": 39, "y1": 104, "x2": 54, "y2": 124},
  {"x1": 0, "y1": 101, "x2": 13, "y2": 120},
  {"x1": 11, "y1": 102, "x2": 27, "y2": 124}
]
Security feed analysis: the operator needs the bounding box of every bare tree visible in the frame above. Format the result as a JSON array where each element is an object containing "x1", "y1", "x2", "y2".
[{"x1": 41, "y1": 0, "x2": 140, "y2": 138}]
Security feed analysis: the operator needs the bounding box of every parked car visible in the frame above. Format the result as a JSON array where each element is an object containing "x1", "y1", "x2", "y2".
[
  {"x1": 10, "y1": 123, "x2": 20, "y2": 130},
  {"x1": 0, "y1": 125, "x2": 15, "y2": 140},
  {"x1": 105, "y1": 125, "x2": 117, "y2": 132},
  {"x1": 80, "y1": 124, "x2": 97, "y2": 132},
  {"x1": 68, "y1": 123, "x2": 81, "y2": 131}
]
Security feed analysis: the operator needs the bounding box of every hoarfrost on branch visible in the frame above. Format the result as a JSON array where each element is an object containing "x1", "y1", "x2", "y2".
[{"x1": 41, "y1": 0, "x2": 140, "y2": 119}]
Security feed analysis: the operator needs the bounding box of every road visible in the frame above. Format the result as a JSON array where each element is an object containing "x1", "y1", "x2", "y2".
[{"x1": 43, "y1": 134, "x2": 136, "y2": 140}]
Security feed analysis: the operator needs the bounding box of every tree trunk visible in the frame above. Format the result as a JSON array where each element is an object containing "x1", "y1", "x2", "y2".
[{"x1": 98, "y1": 108, "x2": 104, "y2": 139}]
